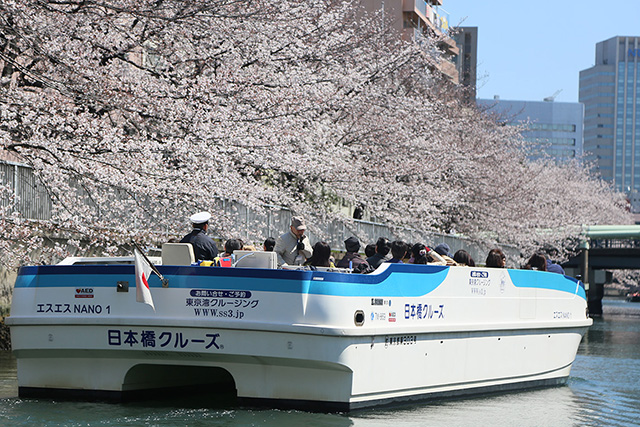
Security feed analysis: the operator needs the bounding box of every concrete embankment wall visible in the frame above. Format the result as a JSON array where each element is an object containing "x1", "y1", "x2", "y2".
[
  {"x1": 0, "y1": 268, "x2": 11, "y2": 351},
  {"x1": 0, "y1": 268, "x2": 16, "y2": 317},
  {"x1": 1, "y1": 262, "x2": 18, "y2": 349},
  {"x1": 0, "y1": 319, "x2": 9, "y2": 351}
]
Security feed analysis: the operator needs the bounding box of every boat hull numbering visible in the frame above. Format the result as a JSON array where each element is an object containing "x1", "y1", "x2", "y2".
[{"x1": 7, "y1": 261, "x2": 592, "y2": 411}]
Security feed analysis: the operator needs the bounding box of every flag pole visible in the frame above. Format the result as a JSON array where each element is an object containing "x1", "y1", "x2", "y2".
[{"x1": 132, "y1": 241, "x2": 169, "y2": 287}]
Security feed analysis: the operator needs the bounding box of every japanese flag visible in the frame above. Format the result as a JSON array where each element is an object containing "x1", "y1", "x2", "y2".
[{"x1": 134, "y1": 246, "x2": 155, "y2": 311}]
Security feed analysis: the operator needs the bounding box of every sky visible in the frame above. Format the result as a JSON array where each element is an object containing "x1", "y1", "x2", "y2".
[{"x1": 442, "y1": 1, "x2": 640, "y2": 103}]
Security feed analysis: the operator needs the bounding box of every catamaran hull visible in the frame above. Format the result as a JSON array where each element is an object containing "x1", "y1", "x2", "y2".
[{"x1": 8, "y1": 263, "x2": 591, "y2": 411}]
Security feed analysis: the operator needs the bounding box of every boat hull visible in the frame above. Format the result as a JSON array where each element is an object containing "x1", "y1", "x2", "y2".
[{"x1": 7, "y1": 263, "x2": 591, "y2": 410}]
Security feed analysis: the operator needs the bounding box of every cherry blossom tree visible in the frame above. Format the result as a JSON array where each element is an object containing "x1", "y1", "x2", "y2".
[{"x1": 0, "y1": 0, "x2": 632, "y2": 270}]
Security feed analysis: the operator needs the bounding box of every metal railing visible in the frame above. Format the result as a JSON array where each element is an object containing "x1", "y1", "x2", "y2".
[
  {"x1": 590, "y1": 239, "x2": 640, "y2": 249},
  {"x1": 0, "y1": 161, "x2": 52, "y2": 220}
]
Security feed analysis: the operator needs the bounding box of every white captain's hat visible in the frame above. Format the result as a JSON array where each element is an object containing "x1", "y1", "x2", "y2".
[{"x1": 190, "y1": 211, "x2": 211, "y2": 224}]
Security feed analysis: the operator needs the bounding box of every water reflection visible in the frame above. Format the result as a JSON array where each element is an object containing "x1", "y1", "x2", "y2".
[
  {"x1": 581, "y1": 317, "x2": 640, "y2": 359},
  {"x1": 0, "y1": 351, "x2": 16, "y2": 399},
  {"x1": 569, "y1": 299, "x2": 640, "y2": 427},
  {"x1": 351, "y1": 387, "x2": 580, "y2": 427}
]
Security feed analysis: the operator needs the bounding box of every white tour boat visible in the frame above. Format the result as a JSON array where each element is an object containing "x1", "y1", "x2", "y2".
[{"x1": 7, "y1": 244, "x2": 592, "y2": 411}]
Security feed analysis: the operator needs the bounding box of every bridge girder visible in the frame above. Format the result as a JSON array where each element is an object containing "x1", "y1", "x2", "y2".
[{"x1": 564, "y1": 248, "x2": 640, "y2": 270}]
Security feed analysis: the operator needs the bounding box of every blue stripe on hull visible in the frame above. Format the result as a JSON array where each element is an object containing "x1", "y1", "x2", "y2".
[
  {"x1": 507, "y1": 270, "x2": 586, "y2": 300},
  {"x1": 14, "y1": 264, "x2": 585, "y2": 299},
  {"x1": 15, "y1": 264, "x2": 449, "y2": 297}
]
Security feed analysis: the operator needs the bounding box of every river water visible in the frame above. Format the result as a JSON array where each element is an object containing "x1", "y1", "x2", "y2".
[{"x1": 1, "y1": 299, "x2": 639, "y2": 427}]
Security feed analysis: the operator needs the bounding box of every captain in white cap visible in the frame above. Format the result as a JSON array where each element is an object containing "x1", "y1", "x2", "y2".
[{"x1": 179, "y1": 211, "x2": 219, "y2": 261}]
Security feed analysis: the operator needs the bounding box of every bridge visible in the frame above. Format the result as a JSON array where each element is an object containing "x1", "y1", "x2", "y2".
[{"x1": 563, "y1": 225, "x2": 640, "y2": 316}]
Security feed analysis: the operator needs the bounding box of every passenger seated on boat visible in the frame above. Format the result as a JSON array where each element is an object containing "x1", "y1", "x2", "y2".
[
  {"x1": 385, "y1": 241, "x2": 407, "y2": 264},
  {"x1": 364, "y1": 243, "x2": 376, "y2": 258},
  {"x1": 523, "y1": 253, "x2": 547, "y2": 271},
  {"x1": 434, "y1": 243, "x2": 458, "y2": 266},
  {"x1": 202, "y1": 256, "x2": 232, "y2": 267},
  {"x1": 220, "y1": 238, "x2": 243, "y2": 258},
  {"x1": 305, "y1": 242, "x2": 335, "y2": 268},
  {"x1": 453, "y1": 249, "x2": 476, "y2": 267},
  {"x1": 485, "y1": 248, "x2": 506, "y2": 268},
  {"x1": 409, "y1": 243, "x2": 429, "y2": 264},
  {"x1": 336, "y1": 237, "x2": 369, "y2": 270},
  {"x1": 402, "y1": 242, "x2": 413, "y2": 263},
  {"x1": 543, "y1": 252, "x2": 565, "y2": 274},
  {"x1": 366, "y1": 237, "x2": 391, "y2": 269},
  {"x1": 263, "y1": 237, "x2": 276, "y2": 252}
]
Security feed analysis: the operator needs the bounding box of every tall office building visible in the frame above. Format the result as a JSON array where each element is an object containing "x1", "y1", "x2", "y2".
[
  {"x1": 580, "y1": 36, "x2": 640, "y2": 199},
  {"x1": 453, "y1": 26, "x2": 478, "y2": 102},
  {"x1": 477, "y1": 98, "x2": 584, "y2": 163},
  {"x1": 360, "y1": 0, "x2": 459, "y2": 82}
]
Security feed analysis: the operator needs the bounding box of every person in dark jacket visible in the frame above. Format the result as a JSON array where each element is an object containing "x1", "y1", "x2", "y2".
[
  {"x1": 336, "y1": 236, "x2": 369, "y2": 269},
  {"x1": 385, "y1": 240, "x2": 408, "y2": 264},
  {"x1": 180, "y1": 211, "x2": 219, "y2": 261},
  {"x1": 366, "y1": 237, "x2": 392, "y2": 270},
  {"x1": 545, "y1": 255, "x2": 566, "y2": 274},
  {"x1": 364, "y1": 243, "x2": 376, "y2": 258}
]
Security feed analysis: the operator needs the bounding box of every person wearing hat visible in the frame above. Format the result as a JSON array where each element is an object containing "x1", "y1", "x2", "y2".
[
  {"x1": 180, "y1": 211, "x2": 219, "y2": 262},
  {"x1": 434, "y1": 243, "x2": 457, "y2": 266},
  {"x1": 336, "y1": 236, "x2": 369, "y2": 270},
  {"x1": 273, "y1": 216, "x2": 313, "y2": 266}
]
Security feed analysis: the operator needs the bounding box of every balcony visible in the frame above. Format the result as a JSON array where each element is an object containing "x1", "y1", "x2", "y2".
[
  {"x1": 436, "y1": 60, "x2": 459, "y2": 83},
  {"x1": 403, "y1": 1, "x2": 457, "y2": 55},
  {"x1": 403, "y1": 0, "x2": 431, "y2": 25},
  {"x1": 403, "y1": 1, "x2": 451, "y2": 35},
  {"x1": 432, "y1": 6, "x2": 451, "y2": 35},
  {"x1": 410, "y1": 29, "x2": 459, "y2": 83}
]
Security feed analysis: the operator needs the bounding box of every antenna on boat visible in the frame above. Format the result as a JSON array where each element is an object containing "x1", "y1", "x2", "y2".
[{"x1": 132, "y1": 241, "x2": 169, "y2": 287}]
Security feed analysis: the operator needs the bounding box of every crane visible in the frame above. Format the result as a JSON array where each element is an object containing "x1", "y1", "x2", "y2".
[{"x1": 543, "y1": 89, "x2": 563, "y2": 102}]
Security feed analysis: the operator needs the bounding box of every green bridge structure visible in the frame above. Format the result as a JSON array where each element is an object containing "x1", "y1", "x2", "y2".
[{"x1": 563, "y1": 225, "x2": 640, "y2": 316}]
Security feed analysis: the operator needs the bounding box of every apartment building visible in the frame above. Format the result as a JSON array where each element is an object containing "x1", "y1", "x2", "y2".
[{"x1": 361, "y1": 0, "x2": 459, "y2": 82}]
